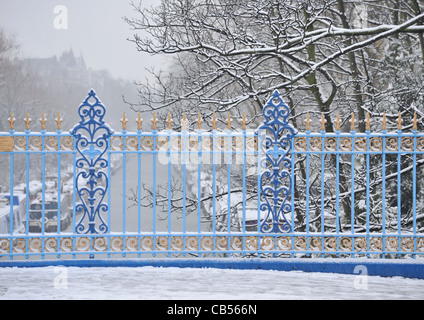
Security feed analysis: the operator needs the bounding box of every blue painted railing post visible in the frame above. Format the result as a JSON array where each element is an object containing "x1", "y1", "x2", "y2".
[
  {"x1": 70, "y1": 89, "x2": 114, "y2": 234},
  {"x1": 258, "y1": 90, "x2": 297, "y2": 233}
]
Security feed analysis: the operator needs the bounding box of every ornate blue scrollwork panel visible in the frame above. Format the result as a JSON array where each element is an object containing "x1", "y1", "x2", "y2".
[
  {"x1": 258, "y1": 90, "x2": 297, "y2": 233},
  {"x1": 70, "y1": 90, "x2": 114, "y2": 234}
]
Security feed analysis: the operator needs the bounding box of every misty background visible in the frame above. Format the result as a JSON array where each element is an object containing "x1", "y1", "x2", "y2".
[{"x1": 0, "y1": 0, "x2": 166, "y2": 131}]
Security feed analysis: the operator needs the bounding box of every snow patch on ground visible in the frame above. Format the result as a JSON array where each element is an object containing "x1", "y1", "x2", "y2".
[{"x1": 0, "y1": 266, "x2": 423, "y2": 300}]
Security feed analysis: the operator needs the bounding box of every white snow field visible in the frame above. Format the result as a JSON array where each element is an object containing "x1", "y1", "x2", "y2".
[{"x1": 0, "y1": 265, "x2": 423, "y2": 300}]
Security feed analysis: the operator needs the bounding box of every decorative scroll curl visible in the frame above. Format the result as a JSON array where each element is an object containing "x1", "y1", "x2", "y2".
[
  {"x1": 258, "y1": 90, "x2": 297, "y2": 233},
  {"x1": 70, "y1": 90, "x2": 114, "y2": 234}
]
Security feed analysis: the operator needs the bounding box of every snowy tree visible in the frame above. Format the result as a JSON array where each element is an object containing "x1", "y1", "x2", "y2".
[{"x1": 125, "y1": 0, "x2": 424, "y2": 235}]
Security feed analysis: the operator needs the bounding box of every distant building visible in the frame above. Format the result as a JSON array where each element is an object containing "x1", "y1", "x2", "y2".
[{"x1": 22, "y1": 48, "x2": 111, "y2": 90}]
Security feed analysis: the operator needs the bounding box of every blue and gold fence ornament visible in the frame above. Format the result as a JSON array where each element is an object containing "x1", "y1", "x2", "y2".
[
  {"x1": 70, "y1": 90, "x2": 114, "y2": 234},
  {"x1": 1, "y1": 88, "x2": 424, "y2": 260},
  {"x1": 258, "y1": 90, "x2": 297, "y2": 233}
]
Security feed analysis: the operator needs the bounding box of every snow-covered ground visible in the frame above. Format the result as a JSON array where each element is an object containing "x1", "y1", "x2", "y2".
[{"x1": 0, "y1": 266, "x2": 423, "y2": 300}]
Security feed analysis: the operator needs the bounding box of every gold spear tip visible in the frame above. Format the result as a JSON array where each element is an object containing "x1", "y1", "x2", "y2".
[
  {"x1": 212, "y1": 112, "x2": 217, "y2": 130},
  {"x1": 55, "y1": 112, "x2": 63, "y2": 130},
  {"x1": 167, "y1": 112, "x2": 172, "y2": 130},
  {"x1": 151, "y1": 112, "x2": 158, "y2": 130},
  {"x1": 335, "y1": 112, "x2": 341, "y2": 131},
  {"x1": 182, "y1": 112, "x2": 188, "y2": 130},
  {"x1": 349, "y1": 112, "x2": 356, "y2": 131},
  {"x1": 227, "y1": 112, "x2": 232, "y2": 130},
  {"x1": 413, "y1": 112, "x2": 418, "y2": 131},
  {"x1": 241, "y1": 112, "x2": 247, "y2": 130},
  {"x1": 382, "y1": 112, "x2": 387, "y2": 131},
  {"x1": 305, "y1": 112, "x2": 311, "y2": 131},
  {"x1": 396, "y1": 112, "x2": 403, "y2": 130},
  {"x1": 197, "y1": 112, "x2": 203, "y2": 130},
  {"x1": 8, "y1": 112, "x2": 15, "y2": 130},
  {"x1": 120, "y1": 112, "x2": 128, "y2": 130},
  {"x1": 24, "y1": 112, "x2": 31, "y2": 130},
  {"x1": 365, "y1": 112, "x2": 371, "y2": 131},
  {"x1": 320, "y1": 113, "x2": 327, "y2": 131},
  {"x1": 40, "y1": 112, "x2": 47, "y2": 130},
  {"x1": 136, "y1": 112, "x2": 143, "y2": 130}
]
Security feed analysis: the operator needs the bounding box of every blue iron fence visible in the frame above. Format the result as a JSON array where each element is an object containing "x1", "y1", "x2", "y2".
[{"x1": 0, "y1": 89, "x2": 423, "y2": 260}]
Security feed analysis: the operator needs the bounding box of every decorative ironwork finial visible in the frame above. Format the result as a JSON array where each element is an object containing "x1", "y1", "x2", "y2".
[
  {"x1": 305, "y1": 112, "x2": 311, "y2": 131},
  {"x1": 151, "y1": 112, "x2": 158, "y2": 130},
  {"x1": 349, "y1": 113, "x2": 356, "y2": 131},
  {"x1": 136, "y1": 112, "x2": 143, "y2": 131},
  {"x1": 241, "y1": 112, "x2": 247, "y2": 130},
  {"x1": 227, "y1": 113, "x2": 232, "y2": 130},
  {"x1": 397, "y1": 112, "x2": 403, "y2": 130},
  {"x1": 181, "y1": 113, "x2": 188, "y2": 131},
  {"x1": 121, "y1": 112, "x2": 128, "y2": 130},
  {"x1": 320, "y1": 113, "x2": 327, "y2": 131},
  {"x1": 382, "y1": 112, "x2": 387, "y2": 131},
  {"x1": 335, "y1": 113, "x2": 341, "y2": 131},
  {"x1": 8, "y1": 112, "x2": 15, "y2": 130},
  {"x1": 24, "y1": 113, "x2": 31, "y2": 131},
  {"x1": 167, "y1": 112, "x2": 172, "y2": 130},
  {"x1": 197, "y1": 112, "x2": 203, "y2": 130},
  {"x1": 56, "y1": 112, "x2": 63, "y2": 130},
  {"x1": 40, "y1": 112, "x2": 47, "y2": 130},
  {"x1": 413, "y1": 112, "x2": 418, "y2": 131},
  {"x1": 258, "y1": 89, "x2": 296, "y2": 233},
  {"x1": 365, "y1": 112, "x2": 371, "y2": 131}
]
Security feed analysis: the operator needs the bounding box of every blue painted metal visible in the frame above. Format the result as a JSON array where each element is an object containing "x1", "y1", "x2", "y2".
[
  {"x1": 1, "y1": 89, "x2": 424, "y2": 264},
  {"x1": 70, "y1": 89, "x2": 114, "y2": 234},
  {"x1": 258, "y1": 90, "x2": 297, "y2": 233}
]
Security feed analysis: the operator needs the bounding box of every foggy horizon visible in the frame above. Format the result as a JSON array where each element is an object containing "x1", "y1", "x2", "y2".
[{"x1": 0, "y1": 0, "x2": 165, "y2": 82}]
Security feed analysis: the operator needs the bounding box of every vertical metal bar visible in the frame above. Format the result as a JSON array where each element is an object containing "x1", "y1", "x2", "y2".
[
  {"x1": 227, "y1": 130, "x2": 232, "y2": 234},
  {"x1": 242, "y1": 129, "x2": 246, "y2": 234},
  {"x1": 212, "y1": 131, "x2": 216, "y2": 234},
  {"x1": 107, "y1": 137, "x2": 112, "y2": 259},
  {"x1": 41, "y1": 131, "x2": 46, "y2": 259},
  {"x1": 335, "y1": 131, "x2": 341, "y2": 255},
  {"x1": 366, "y1": 130, "x2": 370, "y2": 255},
  {"x1": 351, "y1": 134, "x2": 355, "y2": 258},
  {"x1": 320, "y1": 144, "x2": 325, "y2": 258},
  {"x1": 137, "y1": 133, "x2": 142, "y2": 234},
  {"x1": 290, "y1": 133, "x2": 295, "y2": 258},
  {"x1": 351, "y1": 133, "x2": 355, "y2": 234},
  {"x1": 25, "y1": 131, "x2": 30, "y2": 257},
  {"x1": 137, "y1": 132, "x2": 142, "y2": 258},
  {"x1": 72, "y1": 136, "x2": 77, "y2": 259},
  {"x1": 9, "y1": 151, "x2": 14, "y2": 236},
  {"x1": 257, "y1": 132, "x2": 262, "y2": 234},
  {"x1": 413, "y1": 130, "x2": 417, "y2": 257},
  {"x1": 182, "y1": 130, "x2": 187, "y2": 234},
  {"x1": 305, "y1": 130, "x2": 310, "y2": 255},
  {"x1": 57, "y1": 132, "x2": 62, "y2": 235},
  {"x1": 257, "y1": 131, "x2": 262, "y2": 257},
  {"x1": 397, "y1": 131, "x2": 402, "y2": 239},
  {"x1": 153, "y1": 130, "x2": 157, "y2": 234},
  {"x1": 197, "y1": 130, "x2": 202, "y2": 234},
  {"x1": 381, "y1": 130, "x2": 387, "y2": 258},
  {"x1": 123, "y1": 131, "x2": 127, "y2": 234},
  {"x1": 167, "y1": 132, "x2": 172, "y2": 258},
  {"x1": 107, "y1": 137, "x2": 112, "y2": 234},
  {"x1": 305, "y1": 132, "x2": 310, "y2": 234},
  {"x1": 335, "y1": 134, "x2": 340, "y2": 236}
]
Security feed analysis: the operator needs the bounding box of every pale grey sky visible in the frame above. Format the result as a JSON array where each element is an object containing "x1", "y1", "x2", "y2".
[{"x1": 0, "y1": 0, "x2": 165, "y2": 81}]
